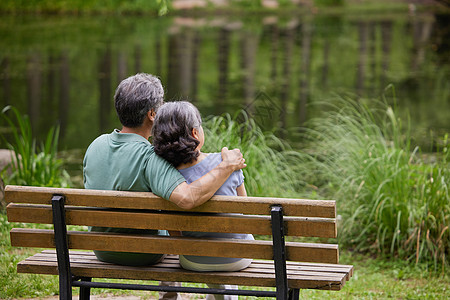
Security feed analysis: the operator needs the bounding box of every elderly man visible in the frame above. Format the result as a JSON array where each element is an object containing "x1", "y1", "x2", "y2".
[{"x1": 83, "y1": 73, "x2": 246, "y2": 299}]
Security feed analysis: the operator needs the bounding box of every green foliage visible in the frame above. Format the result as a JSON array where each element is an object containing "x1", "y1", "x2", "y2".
[
  {"x1": 156, "y1": 0, "x2": 169, "y2": 16},
  {"x1": 202, "y1": 110, "x2": 302, "y2": 197},
  {"x1": 297, "y1": 95, "x2": 449, "y2": 272},
  {"x1": 0, "y1": 0, "x2": 164, "y2": 14},
  {"x1": 314, "y1": 0, "x2": 345, "y2": 7},
  {"x1": 0, "y1": 213, "x2": 59, "y2": 299},
  {"x1": 229, "y1": 0, "x2": 263, "y2": 9},
  {"x1": 1, "y1": 106, "x2": 71, "y2": 188}
]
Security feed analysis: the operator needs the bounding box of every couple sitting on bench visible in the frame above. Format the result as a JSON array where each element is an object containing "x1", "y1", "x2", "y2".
[{"x1": 83, "y1": 73, "x2": 252, "y2": 299}]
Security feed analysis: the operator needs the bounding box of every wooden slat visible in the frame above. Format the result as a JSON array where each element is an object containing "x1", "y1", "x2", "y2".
[
  {"x1": 16, "y1": 251, "x2": 350, "y2": 290},
  {"x1": 38, "y1": 250, "x2": 353, "y2": 275},
  {"x1": 27, "y1": 255, "x2": 340, "y2": 278},
  {"x1": 33, "y1": 251, "x2": 352, "y2": 282},
  {"x1": 28, "y1": 254, "x2": 352, "y2": 281},
  {"x1": 38, "y1": 251, "x2": 354, "y2": 278},
  {"x1": 6, "y1": 203, "x2": 337, "y2": 238},
  {"x1": 41, "y1": 250, "x2": 353, "y2": 278},
  {"x1": 17, "y1": 260, "x2": 344, "y2": 290},
  {"x1": 5, "y1": 185, "x2": 336, "y2": 218},
  {"x1": 10, "y1": 229, "x2": 339, "y2": 264}
]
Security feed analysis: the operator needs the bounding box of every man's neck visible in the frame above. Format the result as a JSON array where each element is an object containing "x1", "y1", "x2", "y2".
[{"x1": 120, "y1": 126, "x2": 151, "y2": 140}]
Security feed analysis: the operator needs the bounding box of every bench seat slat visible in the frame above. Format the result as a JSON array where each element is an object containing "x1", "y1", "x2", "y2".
[
  {"x1": 32, "y1": 251, "x2": 353, "y2": 280},
  {"x1": 5, "y1": 185, "x2": 336, "y2": 218},
  {"x1": 10, "y1": 228, "x2": 339, "y2": 264},
  {"x1": 17, "y1": 251, "x2": 350, "y2": 290},
  {"x1": 26, "y1": 253, "x2": 348, "y2": 275},
  {"x1": 37, "y1": 250, "x2": 354, "y2": 278},
  {"x1": 7, "y1": 203, "x2": 337, "y2": 238},
  {"x1": 25, "y1": 255, "x2": 347, "y2": 279},
  {"x1": 35, "y1": 251, "x2": 351, "y2": 272}
]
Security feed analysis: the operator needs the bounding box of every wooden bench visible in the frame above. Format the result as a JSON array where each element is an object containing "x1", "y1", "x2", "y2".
[{"x1": 6, "y1": 185, "x2": 353, "y2": 299}]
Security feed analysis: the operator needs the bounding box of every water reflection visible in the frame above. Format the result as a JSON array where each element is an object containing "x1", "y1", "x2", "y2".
[
  {"x1": 98, "y1": 47, "x2": 112, "y2": 133},
  {"x1": 0, "y1": 13, "x2": 448, "y2": 151}
]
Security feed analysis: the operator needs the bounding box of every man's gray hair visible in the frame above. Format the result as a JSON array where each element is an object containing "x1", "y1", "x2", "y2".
[{"x1": 114, "y1": 73, "x2": 164, "y2": 128}]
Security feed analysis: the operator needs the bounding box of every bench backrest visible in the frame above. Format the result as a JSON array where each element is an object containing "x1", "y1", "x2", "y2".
[{"x1": 6, "y1": 185, "x2": 339, "y2": 264}]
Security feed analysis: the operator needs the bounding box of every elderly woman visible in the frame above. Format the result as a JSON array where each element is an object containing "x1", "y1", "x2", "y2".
[{"x1": 152, "y1": 101, "x2": 253, "y2": 300}]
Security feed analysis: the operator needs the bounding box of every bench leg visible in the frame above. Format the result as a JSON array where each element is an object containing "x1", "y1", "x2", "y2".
[
  {"x1": 52, "y1": 195, "x2": 72, "y2": 300},
  {"x1": 58, "y1": 280, "x2": 72, "y2": 300},
  {"x1": 271, "y1": 205, "x2": 288, "y2": 300},
  {"x1": 79, "y1": 277, "x2": 92, "y2": 300},
  {"x1": 288, "y1": 289, "x2": 299, "y2": 300}
]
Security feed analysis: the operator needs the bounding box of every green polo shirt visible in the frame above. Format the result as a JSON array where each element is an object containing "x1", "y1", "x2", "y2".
[{"x1": 83, "y1": 129, "x2": 185, "y2": 266}]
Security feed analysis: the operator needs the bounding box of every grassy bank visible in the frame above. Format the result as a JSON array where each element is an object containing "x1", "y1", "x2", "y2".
[
  {"x1": 294, "y1": 96, "x2": 449, "y2": 273},
  {"x1": 0, "y1": 0, "x2": 163, "y2": 15},
  {"x1": 0, "y1": 0, "x2": 441, "y2": 16},
  {"x1": 203, "y1": 99, "x2": 449, "y2": 273}
]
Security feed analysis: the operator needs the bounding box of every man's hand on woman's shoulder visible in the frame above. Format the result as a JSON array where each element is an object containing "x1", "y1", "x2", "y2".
[
  {"x1": 169, "y1": 147, "x2": 246, "y2": 210},
  {"x1": 221, "y1": 147, "x2": 247, "y2": 171}
]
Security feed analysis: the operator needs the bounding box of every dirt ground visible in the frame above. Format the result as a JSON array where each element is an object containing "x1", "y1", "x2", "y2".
[
  {"x1": 17, "y1": 293, "x2": 199, "y2": 300},
  {"x1": 18, "y1": 296, "x2": 142, "y2": 300}
]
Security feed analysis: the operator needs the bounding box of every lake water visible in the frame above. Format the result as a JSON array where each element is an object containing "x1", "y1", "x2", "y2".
[{"x1": 0, "y1": 11, "x2": 449, "y2": 152}]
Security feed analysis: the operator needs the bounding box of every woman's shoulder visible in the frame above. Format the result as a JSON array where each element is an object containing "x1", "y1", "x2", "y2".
[
  {"x1": 204, "y1": 152, "x2": 243, "y2": 176},
  {"x1": 203, "y1": 152, "x2": 223, "y2": 165},
  {"x1": 205, "y1": 152, "x2": 222, "y2": 160}
]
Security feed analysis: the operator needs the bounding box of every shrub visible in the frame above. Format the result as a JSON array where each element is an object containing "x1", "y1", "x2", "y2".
[
  {"x1": 1, "y1": 106, "x2": 71, "y2": 188},
  {"x1": 297, "y1": 96, "x2": 449, "y2": 272}
]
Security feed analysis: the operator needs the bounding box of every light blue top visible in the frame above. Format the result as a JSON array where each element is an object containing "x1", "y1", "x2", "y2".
[
  {"x1": 179, "y1": 152, "x2": 253, "y2": 264},
  {"x1": 178, "y1": 153, "x2": 244, "y2": 196}
]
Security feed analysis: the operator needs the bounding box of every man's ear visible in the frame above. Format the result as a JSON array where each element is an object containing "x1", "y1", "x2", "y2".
[
  {"x1": 147, "y1": 109, "x2": 156, "y2": 122},
  {"x1": 192, "y1": 128, "x2": 199, "y2": 139}
]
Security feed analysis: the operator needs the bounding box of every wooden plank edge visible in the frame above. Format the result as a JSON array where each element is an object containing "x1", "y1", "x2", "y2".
[
  {"x1": 10, "y1": 228, "x2": 339, "y2": 263},
  {"x1": 17, "y1": 260, "x2": 345, "y2": 290},
  {"x1": 5, "y1": 185, "x2": 336, "y2": 218}
]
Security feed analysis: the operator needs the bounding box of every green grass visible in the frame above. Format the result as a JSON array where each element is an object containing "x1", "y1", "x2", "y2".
[
  {"x1": 295, "y1": 95, "x2": 450, "y2": 273},
  {"x1": 202, "y1": 110, "x2": 303, "y2": 197},
  {"x1": 0, "y1": 214, "x2": 59, "y2": 299}
]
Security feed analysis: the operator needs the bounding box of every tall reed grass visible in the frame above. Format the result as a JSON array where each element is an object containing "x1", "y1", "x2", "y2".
[
  {"x1": 1, "y1": 106, "x2": 71, "y2": 188},
  {"x1": 202, "y1": 110, "x2": 303, "y2": 197},
  {"x1": 297, "y1": 96, "x2": 449, "y2": 272}
]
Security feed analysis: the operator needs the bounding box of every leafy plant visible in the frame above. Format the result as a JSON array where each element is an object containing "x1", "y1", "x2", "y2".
[
  {"x1": 156, "y1": 0, "x2": 169, "y2": 15},
  {"x1": 296, "y1": 95, "x2": 449, "y2": 272},
  {"x1": 1, "y1": 106, "x2": 71, "y2": 188}
]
